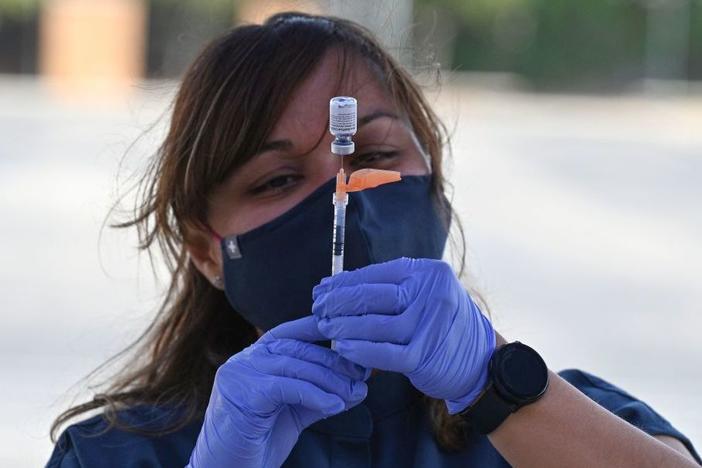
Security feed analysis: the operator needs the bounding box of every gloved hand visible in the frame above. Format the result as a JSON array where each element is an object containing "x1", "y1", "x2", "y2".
[
  {"x1": 187, "y1": 316, "x2": 370, "y2": 468},
  {"x1": 312, "y1": 257, "x2": 496, "y2": 414}
]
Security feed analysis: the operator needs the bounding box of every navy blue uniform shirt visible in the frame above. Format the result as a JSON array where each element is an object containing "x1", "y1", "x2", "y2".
[{"x1": 47, "y1": 369, "x2": 701, "y2": 467}]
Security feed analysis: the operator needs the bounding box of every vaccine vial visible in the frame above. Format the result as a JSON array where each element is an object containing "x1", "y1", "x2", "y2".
[{"x1": 329, "y1": 96, "x2": 357, "y2": 155}]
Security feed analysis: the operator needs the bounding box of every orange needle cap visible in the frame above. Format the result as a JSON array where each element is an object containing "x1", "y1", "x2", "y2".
[{"x1": 344, "y1": 168, "x2": 401, "y2": 192}]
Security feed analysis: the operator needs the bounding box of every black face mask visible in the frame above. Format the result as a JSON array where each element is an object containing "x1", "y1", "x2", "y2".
[{"x1": 220, "y1": 175, "x2": 450, "y2": 331}]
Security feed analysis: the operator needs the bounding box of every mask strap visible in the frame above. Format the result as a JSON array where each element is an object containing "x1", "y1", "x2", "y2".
[{"x1": 203, "y1": 222, "x2": 224, "y2": 242}]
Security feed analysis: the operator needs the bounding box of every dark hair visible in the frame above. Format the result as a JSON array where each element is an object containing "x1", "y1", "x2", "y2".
[{"x1": 51, "y1": 11, "x2": 490, "y2": 451}]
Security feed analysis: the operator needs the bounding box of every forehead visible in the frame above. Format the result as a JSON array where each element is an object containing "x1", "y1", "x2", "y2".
[{"x1": 268, "y1": 50, "x2": 397, "y2": 147}]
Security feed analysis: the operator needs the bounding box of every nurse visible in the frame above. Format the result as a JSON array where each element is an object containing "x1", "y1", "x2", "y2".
[{"x1": 48, "y1": 12, "x2": 700, "y2": 468}]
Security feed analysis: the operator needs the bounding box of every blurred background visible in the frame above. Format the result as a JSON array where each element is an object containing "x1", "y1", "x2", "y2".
[{"x1": 1, "y1": 0, "x2": 700, "y2": 465}]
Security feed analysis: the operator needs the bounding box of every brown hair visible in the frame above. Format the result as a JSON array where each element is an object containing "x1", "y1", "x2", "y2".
[{"x1": 51, "y1": 11, "x2": 489, "y2": 451}]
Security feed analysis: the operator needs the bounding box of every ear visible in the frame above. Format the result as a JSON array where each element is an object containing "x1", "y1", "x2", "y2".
[{"x1": 186, "y1": 228, "x2": 224, "y2": 290}]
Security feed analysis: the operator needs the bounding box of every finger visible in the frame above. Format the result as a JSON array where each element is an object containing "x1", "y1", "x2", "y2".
[
  {"x1": 251, "y1": 351, "x2": 367, "y2": 404},
  {"x1": 265, "y1": 339, "x2": 369, "y2": 381},
  {"x1": 262, "y1": 376, "x2": 348, "y2": 416},
  {"x1": 333, "y1": 339, "x2": 417, "y2": 374},
  {"x1": 313, "y1": 257, "x2": 417, "y2": 299},
  {"x1": 316, "y1": 312, "x2": 418, "y2": 345},
  {"x1": 312, "y1": 283, "x2": 405, "y2": 319},
  {"x1": 260, "y1": 316, "x2": 325, "y2": 344}
]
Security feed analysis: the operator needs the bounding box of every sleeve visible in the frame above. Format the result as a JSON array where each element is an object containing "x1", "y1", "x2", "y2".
[{"x1": 559, "y1": 368, "x2": 701, "y2": 465}]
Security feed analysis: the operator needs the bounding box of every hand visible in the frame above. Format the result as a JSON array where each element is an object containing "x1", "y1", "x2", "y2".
[
  {"x1": 187, "y1": 316, "x2": 370, "y2": 468},
  {"x1": 312, "y1": 257, "x2": 496, "y2": 414}
]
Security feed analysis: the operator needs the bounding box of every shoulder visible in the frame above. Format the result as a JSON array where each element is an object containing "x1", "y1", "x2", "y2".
[
  {"x1": 46, "y1": 406, "x2": 202, "y2": 468},
  {"x1": 558, "y1": 368, "x2": 701, "y2": 464}
]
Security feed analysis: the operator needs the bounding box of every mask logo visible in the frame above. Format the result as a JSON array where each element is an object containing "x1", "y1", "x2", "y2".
[{"x1": 226, "y1": 238, "x2": 242, "y2": 260}]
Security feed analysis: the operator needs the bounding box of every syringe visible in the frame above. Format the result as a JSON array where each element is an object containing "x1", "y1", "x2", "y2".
[{"x1": 328, "y1": 97, "x2": 402, "y2": 349}]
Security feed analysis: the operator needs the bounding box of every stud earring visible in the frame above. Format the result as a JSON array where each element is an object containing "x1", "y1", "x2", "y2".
[{"x1": 213, "y1": 275, "x2": 223, "y2": 288}]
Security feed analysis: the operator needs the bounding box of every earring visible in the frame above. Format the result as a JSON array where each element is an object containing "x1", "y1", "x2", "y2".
[{"x1": 213, "y1": 275, "x2": 223, "y2": 288}]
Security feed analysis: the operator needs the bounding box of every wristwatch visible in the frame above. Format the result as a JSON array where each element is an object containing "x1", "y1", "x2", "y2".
[{"x1": 459, "y1": 341, "x2": 549, "y2": 434}]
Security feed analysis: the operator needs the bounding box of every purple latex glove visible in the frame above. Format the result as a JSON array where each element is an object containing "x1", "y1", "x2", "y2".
[
  {"x1": 312, "y1": 257, "x2": 496, "y2": 414},
  {"x1": 187, "y1": 316, "x2": 370, "y2": 468}
]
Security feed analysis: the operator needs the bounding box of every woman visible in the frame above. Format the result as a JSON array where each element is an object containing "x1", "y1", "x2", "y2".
[{"x1": 48, "y1": 12, "x2": 700, "y2": 467}]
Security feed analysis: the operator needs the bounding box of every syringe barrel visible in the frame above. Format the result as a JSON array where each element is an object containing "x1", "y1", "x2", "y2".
[{"x1": 331, "y1": 192, "x2": 348, "y2": 275}]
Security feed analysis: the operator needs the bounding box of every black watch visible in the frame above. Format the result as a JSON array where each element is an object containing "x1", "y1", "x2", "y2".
[{"x1": 459, "y1": 341, "x2": 549, "y2": 435}]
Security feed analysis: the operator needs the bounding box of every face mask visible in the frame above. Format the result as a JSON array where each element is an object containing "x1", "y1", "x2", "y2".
[{"x1": 219, "y1": 174, "x2": 450, "y2": 331}]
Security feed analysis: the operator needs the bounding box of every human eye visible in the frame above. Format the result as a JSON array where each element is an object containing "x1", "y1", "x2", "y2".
[
  {"x1": 349, "y1": 150, "x2": 399, "y2": 169},
  {"x1": 249, "y1": 174, "x2": 303, "y2": 196}
]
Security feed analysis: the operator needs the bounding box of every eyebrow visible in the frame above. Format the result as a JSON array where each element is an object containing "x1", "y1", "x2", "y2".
[
  {"x1": 255, "y1": 110, "x2": 399, "y2": 156},
  {"x1": 358, "y1": 110, "x2": 399, "y2": 127}
]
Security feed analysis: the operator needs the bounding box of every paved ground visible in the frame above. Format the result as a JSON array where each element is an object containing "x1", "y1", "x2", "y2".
[{"x1": 1, "y1": 75, "x2": 700, "y2": 466}]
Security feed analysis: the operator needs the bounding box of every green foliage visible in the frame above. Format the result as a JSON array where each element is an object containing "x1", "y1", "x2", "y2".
[
  {"x1": 0, "y1": 0, "x2": 234, "y2": 19},
  {"x1": 149, "y1": 0, "x2": 234, "y2": 17},
  {"x1": 0, "y1": 0, "x2": 41, "y2": 18},
  {"x1": 689, "y1": 1, "x2": 702, "y2": 78},
  {"x1": 418, "y1": 0, "x2": 702, "y2": 90}
]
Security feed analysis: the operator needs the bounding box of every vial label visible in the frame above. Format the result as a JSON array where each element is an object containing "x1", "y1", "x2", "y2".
[
  {"x1": 330, "y1": 97, "x2": 357, "y2": 135},
  {"x1": 330, "y1": 112, "x2": 356, "y2": 133}
]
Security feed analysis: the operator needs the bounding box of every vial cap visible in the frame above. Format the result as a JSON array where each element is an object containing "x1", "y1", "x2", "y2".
[{"x1": 331, "y1": 140, "x2": 355, "y2": 155}]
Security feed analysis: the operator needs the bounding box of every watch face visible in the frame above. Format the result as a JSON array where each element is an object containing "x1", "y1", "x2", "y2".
[{"x1": 492, "y1": 342, "x2": 548, "y2": 403}]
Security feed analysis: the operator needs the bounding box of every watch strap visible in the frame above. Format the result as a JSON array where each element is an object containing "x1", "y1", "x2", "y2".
[{"x1": 460, "y1": 383, "x2": 516, "y2": 434}]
